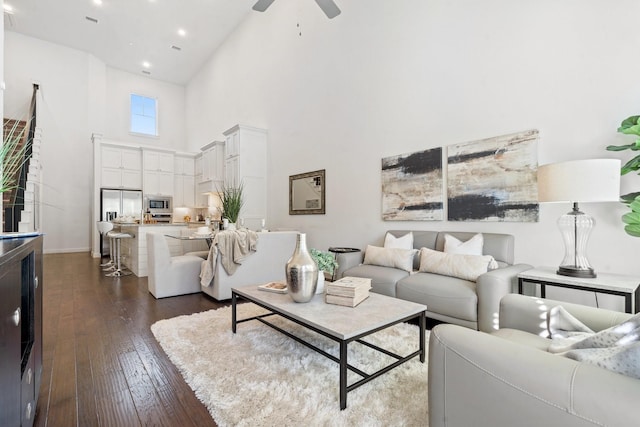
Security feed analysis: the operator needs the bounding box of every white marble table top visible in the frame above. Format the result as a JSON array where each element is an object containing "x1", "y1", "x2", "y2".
[
  {"x1": 233, "y1": 286, "x2": 427, "y2": 341},
  {"x1": 519, "y1": 267, "x2": 640, "y2": 294}
]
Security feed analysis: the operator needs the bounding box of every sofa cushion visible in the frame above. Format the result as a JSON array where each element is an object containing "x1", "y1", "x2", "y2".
[
  {"x1": 444, "y1": 233, "x2": 483, "y2": 255},
  {"x1": 387, "y1": 230, "x2": 438, "y2": 270},
  {"x1": 397, "y1": 272, "x2": 477, "y2": 322},
  {"x1": 363, "y1": 245, "x2": 416, "y2": 272},
  {"x1": 384, "y1": 231, "x2": 413, "y2": 250},
  {"x1": 419, "y1": 247, "x2": 495, "y2": 282},
  {"x1": 342, "y1": 264, "x2": 408, "y2": 297}
]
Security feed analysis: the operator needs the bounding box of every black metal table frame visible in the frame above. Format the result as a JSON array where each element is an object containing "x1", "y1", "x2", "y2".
[
  {"x1": 231, "y1": 290, "x2": 426, "y2": 410},
  {"x1": 518, "y1": 277, "x2": 640, "y2": 314}
]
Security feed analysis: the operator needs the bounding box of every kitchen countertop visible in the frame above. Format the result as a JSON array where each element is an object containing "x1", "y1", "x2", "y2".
[{"x1": 114, "y1": 222, "x2": 188, "y2": 227}]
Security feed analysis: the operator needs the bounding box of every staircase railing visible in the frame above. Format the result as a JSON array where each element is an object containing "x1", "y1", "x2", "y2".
[{"x1": 3, "y1": 84, "x2": 40, "y2": 232}]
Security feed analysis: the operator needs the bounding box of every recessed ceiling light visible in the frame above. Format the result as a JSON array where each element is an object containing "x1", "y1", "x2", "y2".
[
  {"x1": 142, "y1": 61, "x2": 151, "y2": 68},
  {"x1": 3, "y1": 3, "x2": 14, "y2": 14},
  {"x1": 177, "y1": 28, "x2": 187, "y2": 37},
  {"x1": 93, "y1": 0, "x2": 103, "y2": 6}
]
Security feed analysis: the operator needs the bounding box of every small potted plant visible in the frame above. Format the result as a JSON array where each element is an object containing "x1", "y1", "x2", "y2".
[
  {"x1": 310, "y1": 248, "x2": 339, "y2": 294},
  {"x1": 219, "y1": 182, "x2": 244, "y2": 230}
]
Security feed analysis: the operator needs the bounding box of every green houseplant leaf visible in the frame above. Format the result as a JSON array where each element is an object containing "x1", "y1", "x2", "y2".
[
  {"x1": 607, "y1": 116, "x2": 640, "y2": 237},
  {"x1": 218, "y1": 182, "x2": 244, "y2": 224},
  {"x1": 621, "y1": 192, "x2": 640, "y2": 204},
  {"x1": 1, "y1": 119, "x2": 31, "y2": 194},
  {"x1": 622, "y1": 211, "x2": 640, "y2": 225},
  {"x1": 617, "y1": 115, "x2": 640, "y2": 132},
  {"x1": 310, "y1": 248, "x2": 338, "y2": 275},
  {"x1": 624, "y1": 223, "x2": 640, "y2": 237}
]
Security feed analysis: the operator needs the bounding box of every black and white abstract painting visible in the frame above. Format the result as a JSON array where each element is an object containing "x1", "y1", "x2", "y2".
[
  {"x1": 447, "y1": 129, "x2": 539, "y2": 222},
  {"x1": 382, "y1": 147, "x2": 443, "y2": 221}
]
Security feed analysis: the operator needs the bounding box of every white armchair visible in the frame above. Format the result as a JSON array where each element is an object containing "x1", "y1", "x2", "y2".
[{"x1": 146, "y1": 232, "x2": 203, "y2": 299}]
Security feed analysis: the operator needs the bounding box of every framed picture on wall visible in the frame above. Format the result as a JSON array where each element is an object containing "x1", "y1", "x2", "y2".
[{"x1": 289, "y1": 169, "x2": 326, "y2": 215}]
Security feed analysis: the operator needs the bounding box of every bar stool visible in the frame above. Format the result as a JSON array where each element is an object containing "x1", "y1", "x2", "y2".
[
  {"x1": 97, "y1": 221, "x2": 114, "y2": 268},
  {"x1": 106, "y1": 232, "x2": 134, "y2": 277}
]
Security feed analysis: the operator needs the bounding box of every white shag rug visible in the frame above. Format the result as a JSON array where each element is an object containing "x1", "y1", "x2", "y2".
[{"x1": 151, "y1": 303, "x2": 430, "y2": 427}]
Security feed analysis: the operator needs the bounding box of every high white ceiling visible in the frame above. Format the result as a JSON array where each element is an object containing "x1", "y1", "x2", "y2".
[{"x1": 3, "y1": 0, "x2": 256, "y2": 85}]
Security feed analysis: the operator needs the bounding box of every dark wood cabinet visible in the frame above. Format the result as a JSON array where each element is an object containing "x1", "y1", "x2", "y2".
[{"x1": 0, "y1": 235, "x2": 43, "y2": 427}]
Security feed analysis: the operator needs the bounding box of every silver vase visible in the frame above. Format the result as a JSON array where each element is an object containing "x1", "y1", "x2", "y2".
[{"x1": 286, "y1": 233, "x2": 318, "y2": 303}]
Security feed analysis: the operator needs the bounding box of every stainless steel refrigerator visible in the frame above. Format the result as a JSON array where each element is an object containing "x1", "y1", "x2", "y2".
[{"x1": 100, "y1": 188, "x2": 143, "y2": 257}]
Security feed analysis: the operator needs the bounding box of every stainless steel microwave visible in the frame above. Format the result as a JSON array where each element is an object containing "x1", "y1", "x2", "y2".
[{"x1": 146, "y1": 196, "x2": 172, "y2": 212}]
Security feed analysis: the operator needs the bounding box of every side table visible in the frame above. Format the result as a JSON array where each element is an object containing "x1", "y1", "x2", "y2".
[{"x1": 518, "y1": 267, "x2": 640, "y2": 314}]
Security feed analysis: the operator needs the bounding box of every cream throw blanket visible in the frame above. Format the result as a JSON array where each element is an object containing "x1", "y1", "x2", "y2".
[
  {"x1": 200, "y1": 229, "x2": 258, "y2": 287},
  {"x1": 548, "y1": 305, "x2": 640, "y2": 379}
]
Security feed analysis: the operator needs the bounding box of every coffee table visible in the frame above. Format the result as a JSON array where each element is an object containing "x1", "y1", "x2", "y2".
[{"x1": 231, "y1": 286, "x2": 427, "y2": 410}]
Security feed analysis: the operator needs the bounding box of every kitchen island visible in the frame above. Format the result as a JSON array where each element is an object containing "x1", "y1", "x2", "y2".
[{"x1": 114, "y1": 223, "x2": 209, "y2": 277}]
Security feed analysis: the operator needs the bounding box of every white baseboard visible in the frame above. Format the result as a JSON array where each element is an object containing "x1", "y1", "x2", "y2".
[{"x1": 43, "y1": 247, "x2": 92, "y2": 255}]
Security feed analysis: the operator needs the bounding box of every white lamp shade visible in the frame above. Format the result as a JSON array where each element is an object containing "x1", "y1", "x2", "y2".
[{"x1": 537, "y1": 159, "x2": 621, "y2": 203}]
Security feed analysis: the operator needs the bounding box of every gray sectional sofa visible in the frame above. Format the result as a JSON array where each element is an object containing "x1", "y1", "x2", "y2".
[{"x1": 336, "y1": 230, "x2": 532, "y2": 332}]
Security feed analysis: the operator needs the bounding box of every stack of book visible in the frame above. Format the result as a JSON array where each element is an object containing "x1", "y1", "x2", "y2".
[{"x1": 325, "y1": 276, "x2": 372, "y2": 307}]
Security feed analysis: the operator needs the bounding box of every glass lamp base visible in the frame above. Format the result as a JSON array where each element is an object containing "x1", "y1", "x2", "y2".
[
  {"x1": 557, "y1": 265, "x2": 596, "y2": 278},
  {"x1": 556, "y1": 202, "x2": 597, "y2": 279}
]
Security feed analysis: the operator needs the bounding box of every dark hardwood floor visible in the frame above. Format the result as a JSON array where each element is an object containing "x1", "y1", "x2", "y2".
[{"x1": 35, "y1": 252, "x2": 226, "y2": 427}]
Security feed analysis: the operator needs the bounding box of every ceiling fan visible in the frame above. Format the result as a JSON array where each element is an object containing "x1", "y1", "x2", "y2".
[{"x1": 252, "y1": 0, "x2": 341, "y2": 19}]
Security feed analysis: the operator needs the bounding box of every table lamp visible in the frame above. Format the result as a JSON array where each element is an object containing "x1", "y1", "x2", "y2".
[{"x1": 537, "y1": 159, "x2": 621, "y2": 278}]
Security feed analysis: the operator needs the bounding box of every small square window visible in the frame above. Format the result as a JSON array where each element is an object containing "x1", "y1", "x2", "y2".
[{"x1": 130, "y1": 94, "x2": 158, "y2": 136}]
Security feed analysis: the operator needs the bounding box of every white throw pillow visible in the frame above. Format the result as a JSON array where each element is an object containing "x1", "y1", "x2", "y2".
[
  {"x1": 444, "y1": 233, "x2": 499, "y2": 269},
  {"x1": 363, "y1": 245, "x2": 416, "y2": 272},
  {"x1": 418, "y1": 247, "x2": 496, "y2": 282},
  {"x1": 444, "y1": 233, "x2": 483, "y2": 255},
  {"x1": 384, "y1": 232, "x2": 414, "y2": 250}
]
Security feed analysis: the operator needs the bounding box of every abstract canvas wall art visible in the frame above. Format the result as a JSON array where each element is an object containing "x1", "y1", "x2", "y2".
[
  {"x1": 447, "y1": 130, "x2": 539, "y2": 222},
  {"x1": 382, "y1": 147, "x2": 443, "y2": 220}
]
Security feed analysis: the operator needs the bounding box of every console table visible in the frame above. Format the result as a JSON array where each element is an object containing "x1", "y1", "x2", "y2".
[{"x1": 518, "y1": 267, "x2": 640, "y2": 313}]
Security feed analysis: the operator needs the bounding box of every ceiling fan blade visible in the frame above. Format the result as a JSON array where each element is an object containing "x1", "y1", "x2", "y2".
[
  {"x1": 314, "y1": 0, "x2": 341, "y2": 19},
  {"x1": 252, "y1": 0, "x2": 276, "y2": 12}
]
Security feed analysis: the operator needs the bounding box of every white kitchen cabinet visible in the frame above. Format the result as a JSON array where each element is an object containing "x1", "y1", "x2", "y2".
[
  {"x1": 100, "y1": 145, "x2": 142, "y2": 189},
  {"x1": 174, "y1": 155, "x2": 195, "y2": 176},
  {"x1": 194, "y1": 155, "x2": 203, "y2": 177},
  {"x1": 198, "y1": 141, "x2": 225, "y2": 193},
  {"x1": 199, "y1": 141, "x2": 224, "y2": 183},
  {"x1": 173, "y1": 155, "x2": 196, "y2": 207},
  {"x1": 223, "y1": 125, "x2": 267, "y2": 230},
  {"x1": 143, "y1": 150, "x2": 175, "y2": 196},
  {"x1": 144, "y1": 171, "x2": 174, "y2": 197},
  {"x1": 174, "y1": 174, "x2": 195, "y2": 207},
  {"x1": 143, "y1": 150, "x2": 174, "y2": 173}
]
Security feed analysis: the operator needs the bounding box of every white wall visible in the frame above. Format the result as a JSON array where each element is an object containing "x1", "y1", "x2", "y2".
[
  {"x1": 0, "y1": 0, "x2": 4, "y2": 226},
  {"x1": 5, "y1": 32, "x2": 92, "y2": 253},
  {"x1": 186, "y1": 0, "x2": 640, "y2": 285},
  {"x1": 4, "y1": 32, "x2": 186, "y2": 253},
  {"x1": 105, "y1": 67, "x2": 186, "y2": 150}
]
